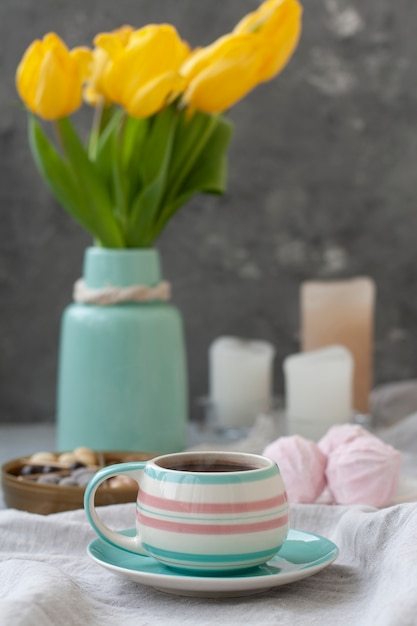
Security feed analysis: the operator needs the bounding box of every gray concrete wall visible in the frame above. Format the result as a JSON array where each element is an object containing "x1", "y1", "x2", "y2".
[{"x1": 1, "y1": 0, "x2": 417, "y2": 423}]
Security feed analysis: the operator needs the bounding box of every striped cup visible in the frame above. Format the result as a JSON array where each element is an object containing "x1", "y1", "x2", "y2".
[{"x1": 84, "y1": 451, "x2": 289, "y2": 573}]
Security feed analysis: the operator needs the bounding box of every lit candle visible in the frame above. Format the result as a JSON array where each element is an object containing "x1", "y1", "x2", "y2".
[
  {"x1": 283, "y1": 345, "x2": 354, "y2": 440},
  {"x1": 301, "y1": 277, "x2": 376, "y2": 414},
  {"x1": 209, "y1": 336, "x2": 276, "y2": 429}
]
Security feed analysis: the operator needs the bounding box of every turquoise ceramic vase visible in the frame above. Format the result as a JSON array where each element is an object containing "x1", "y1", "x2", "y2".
[{"x1": 56, "y1": 247, "x2": 188, "y2": 453}]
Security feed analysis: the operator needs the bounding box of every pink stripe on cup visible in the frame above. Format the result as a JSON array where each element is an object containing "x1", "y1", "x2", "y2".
[
  {"x1": 138, "y1": 491, "x2": 287, "y2": 514},
  {"x1": 137, "y1": 511, "x2": 289, "y2": 535}
]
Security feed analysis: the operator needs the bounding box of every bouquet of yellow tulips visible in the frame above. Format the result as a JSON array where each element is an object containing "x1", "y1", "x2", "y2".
[{"x1": 16, "y1": 0, "x2": 302, "y2": 248}]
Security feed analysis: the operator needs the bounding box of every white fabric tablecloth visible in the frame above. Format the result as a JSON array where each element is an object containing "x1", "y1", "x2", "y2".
[
  {"x1": 1, "y1": 501, "x2": 417, "y2": 626},
  {"x1": 2, "y1": 383, "x2": 417, "y2": 625}
]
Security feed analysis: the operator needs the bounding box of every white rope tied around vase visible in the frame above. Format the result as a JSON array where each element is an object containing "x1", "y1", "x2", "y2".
[{"x1": 73, "y1": 279, "x2": 171, "y2": 305}]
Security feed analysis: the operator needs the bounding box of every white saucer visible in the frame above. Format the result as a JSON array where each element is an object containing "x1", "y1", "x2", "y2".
[{"x1": 87, "y1": 528, "x2": 339, "y2": 598}]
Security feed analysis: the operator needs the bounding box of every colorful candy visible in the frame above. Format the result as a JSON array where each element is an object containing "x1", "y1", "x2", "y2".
[{"x1": 16, "y1": 447, "x2": 135, "y2": 490}]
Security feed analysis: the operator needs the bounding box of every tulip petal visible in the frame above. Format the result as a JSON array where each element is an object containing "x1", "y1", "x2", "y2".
[
  {"x1": 94, "y1": 33, "x2": 127, "y2": 57},
  {"x1": 71, "y1": 47, "x2": 93, "y2": 81},
  {"x1": 36, "y1": 48, "x2": 81, "y2": 120},
  {"x1": 88, "y1": 26, "x2": 135, "y2": 105},
  {"x1": 127, "y1": 72, "x2": 185, "y2": 118},
  {"x1": 182, "y1": 34, "x2": 264, "y2": 113},
  {"x1": 181, "y1": 34, "x2": 254, "y2": 82},
  {"x1": 257, "y1": 2, "x2": 302, "y2": 80},
  {"x1": 258, "y1": 31, "x2": 301, "y2": 82},
  {"x1": 16, "y1": 40, "x2": 43, "y2": 112},
  {"x1": 234, "y1": 0, "x2": 302, "y2": 82},
  {"x1": 234, "y1": 0, "x2": 295, "y2": 36},
  {"x1": 183, "y1": 63, "x2": 259, "y2": 113},
  {"x1": 83, "y1": 47, "x2": 111, "y2": 105}
]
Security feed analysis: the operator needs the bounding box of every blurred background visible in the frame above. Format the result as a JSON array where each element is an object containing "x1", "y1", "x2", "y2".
[{"x1": 1, "y1": 0, "x2": 417, "y2": 424}]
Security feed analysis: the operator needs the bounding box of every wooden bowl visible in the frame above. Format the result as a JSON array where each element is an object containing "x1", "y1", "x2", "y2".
[{"x1": 1, "y1": 451, "x2": 155, "y2": 515}]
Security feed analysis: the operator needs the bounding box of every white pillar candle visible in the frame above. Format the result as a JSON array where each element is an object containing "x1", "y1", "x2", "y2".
[
  {"x1": 283, "y1": 345, "x2": 353, "y2": 440},
  {"x1": 209, "y1": 336, "x2": 276, "y2": 429}
]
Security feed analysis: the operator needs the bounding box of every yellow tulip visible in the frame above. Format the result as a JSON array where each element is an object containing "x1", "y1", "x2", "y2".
[
  {"x1": 181, "y1": 34, "x2": 266, "y2": 114},
  {"x1": 234, "y1": 0, "x2": 303, "y2": 82},
  {"x1": 84, "y1": 25, "x2": 134, "y2": 106},
  {"x1": 181, "y1": 0, "x2": 302, "y2": 113},
  {"x1": 94, "y1": 24, "x2": 191, "y2": 118},
  {"x1": 16, "y1": 32, "x2": 91, "y2": 120}
]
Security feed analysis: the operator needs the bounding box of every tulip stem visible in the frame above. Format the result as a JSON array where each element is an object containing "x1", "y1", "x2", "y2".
[
  {"x1": 53, "y1": 119, "x2": 66, "y2": 157},
  {"x1": 88, "y1": 98, "x2": 105, "y2": 161},
  {"x1": 112, "y1": 119, "x2": 128, "y2": 235}
]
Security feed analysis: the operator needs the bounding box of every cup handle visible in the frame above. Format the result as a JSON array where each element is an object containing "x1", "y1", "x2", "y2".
[{"x1": 84, "y1": 462, "x2": 148, "y2": 555}]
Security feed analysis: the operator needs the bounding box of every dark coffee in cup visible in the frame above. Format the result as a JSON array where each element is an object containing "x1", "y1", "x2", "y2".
[
  {"x1": 159, "y1": 460, "x2": 257, "y2": 472},
  {"x1": 156, "y1": 452, "x2": 266, "y2": 473}
]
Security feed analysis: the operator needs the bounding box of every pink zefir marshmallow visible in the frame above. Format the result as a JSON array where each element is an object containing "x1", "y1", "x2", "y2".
[
  {"x1": 318, "y1": 423, "x2": 370, "y2": 457},
  {"x1": 324, "y1": 431, "x2": 402, "y2": 507},
  {"x1": 263, "y1": 435, "x2": 327, "y2": 504}
]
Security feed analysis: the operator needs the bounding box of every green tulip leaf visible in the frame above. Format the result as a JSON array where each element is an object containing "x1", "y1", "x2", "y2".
[
  {"x1": 119, "y1": 115, "x2": 149, "y2": 214},
  {"x1": 136, "y1": 105, "x2": 178, "y2": 186},
  {"x1": 126, "y1": 177, "x2": 166, "y2": 247},
  {"x1": 163, "y1": 110, "x2": 219, "y2": 203},
  {"x1": 126, "y1": 105, "x2": 179, "y2": 246},
  {"x1": 121, "y1": 115, "x2": 148, "y2": 173},
  {"x1": 152, "y1": 114, "x2": 233, "y2": 240},
  {"x1": 93, "y1": 108, "x2": 125, "y2": 185},
  {"x1": 180, "y1": 116, "x2": 233, "y2": 195},
  {"x1": 55, "y1": 117, "x2": 125, "y2": 248},
  {"x1": 28, "y1": 115, "x2": 97, "y2": 235}
]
